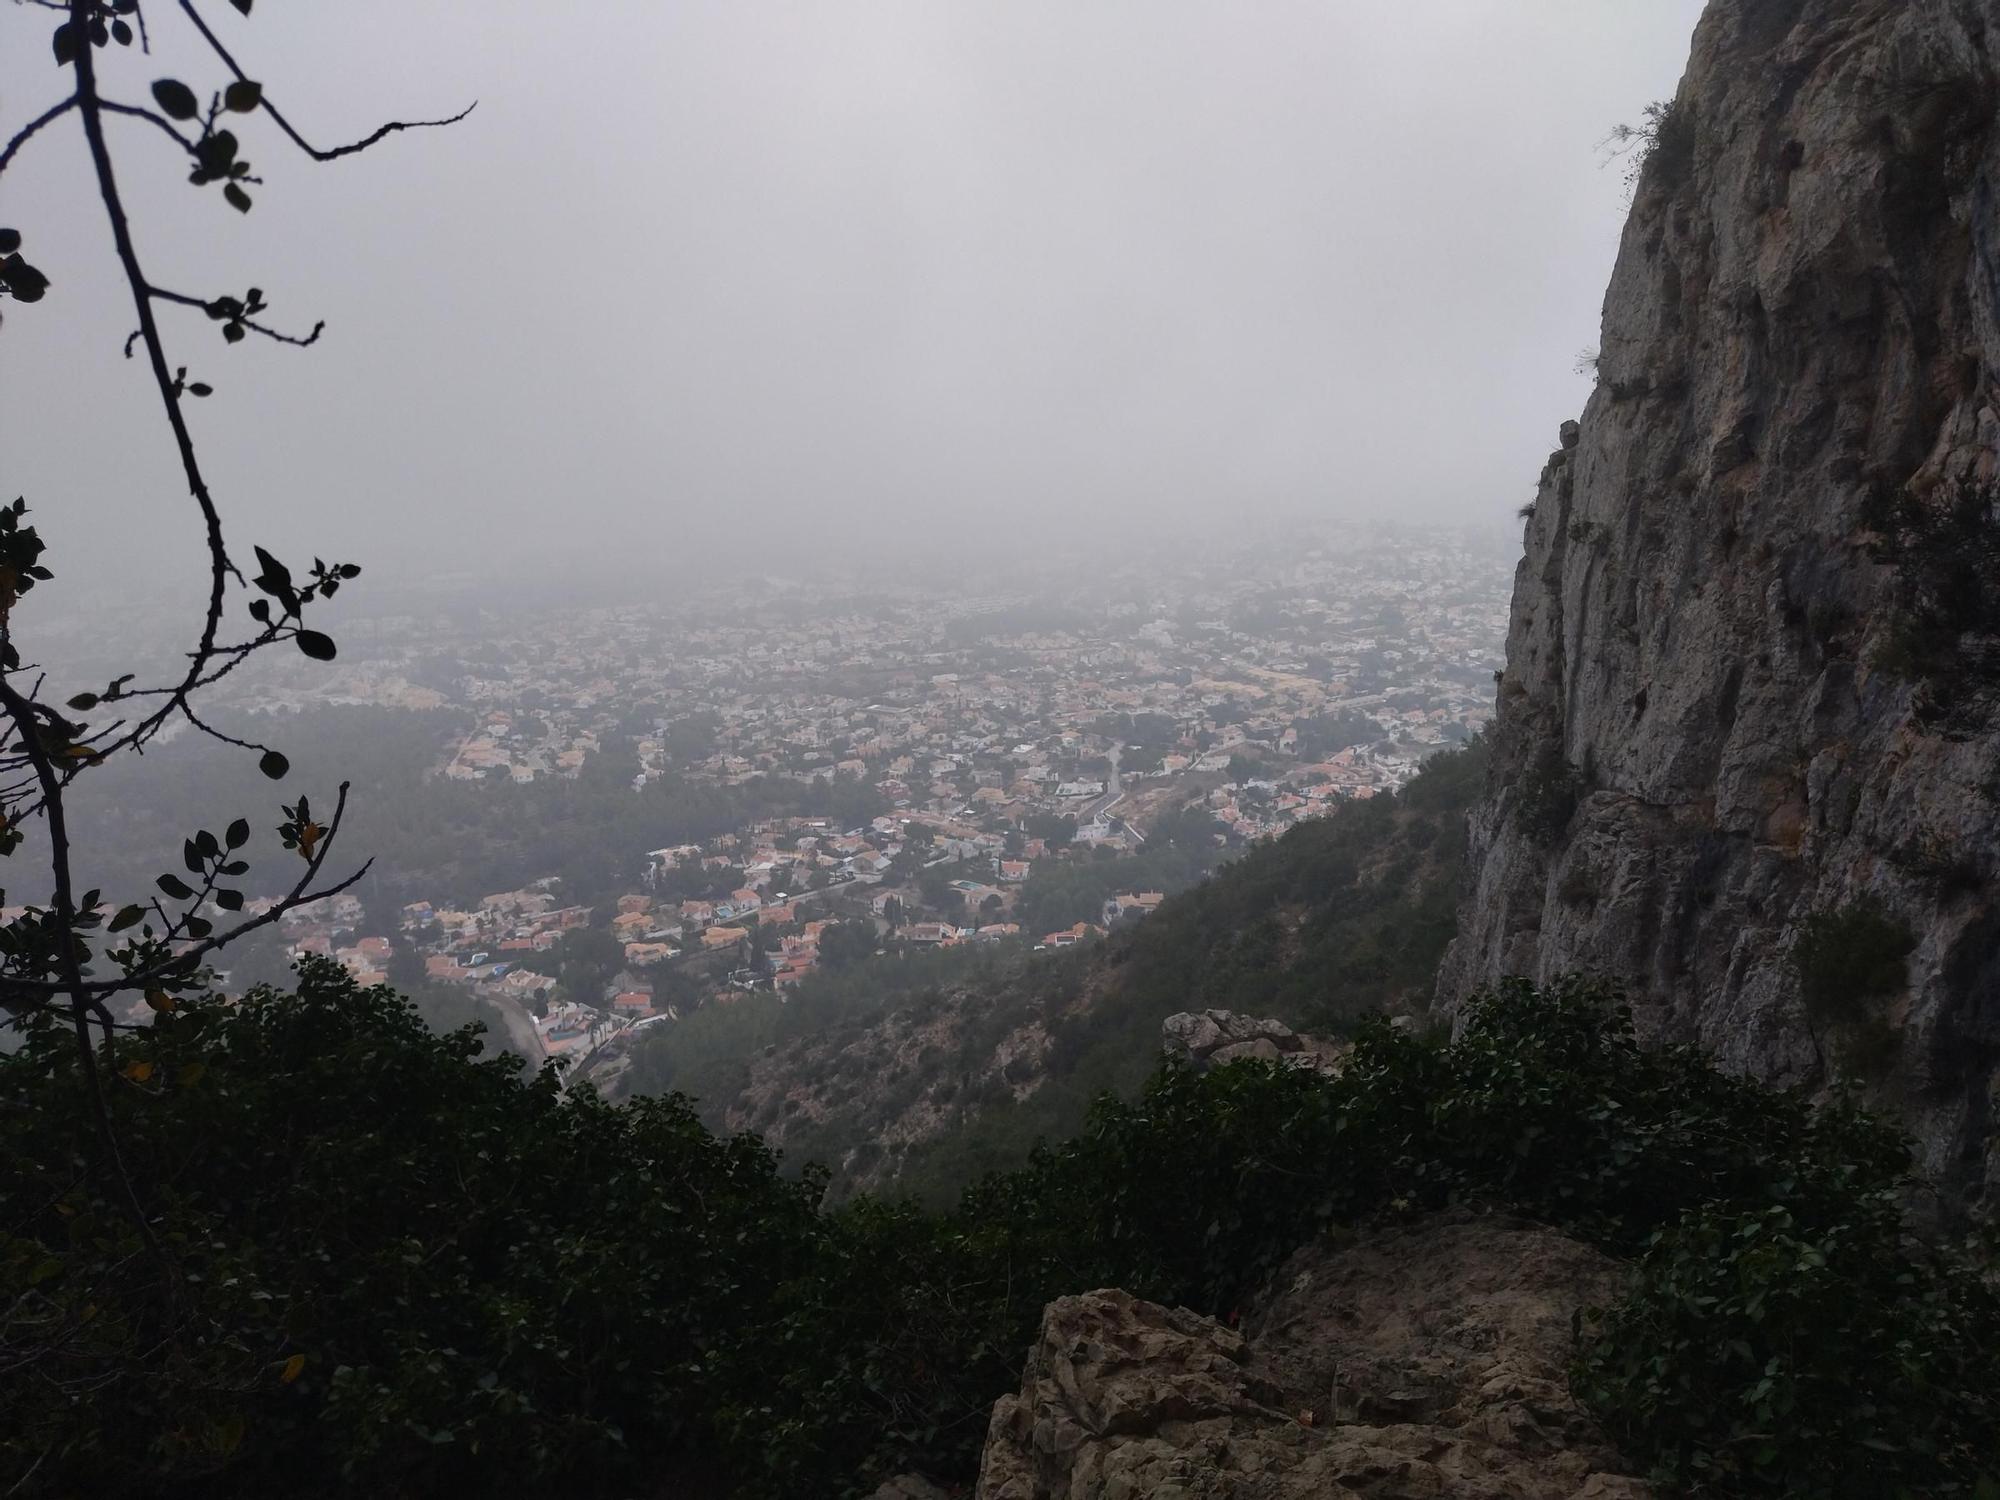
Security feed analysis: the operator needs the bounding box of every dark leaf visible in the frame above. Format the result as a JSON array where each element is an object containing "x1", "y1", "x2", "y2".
[
  {"x1": 226, "y1": 817, "x2": 250, "y2": 850},
  {"x1": 295, "y1": 629, "x2": 337, "y2": 661},
  {"x1": 112, "y1": 18, "x2": 133, "y2": 45},
  {"x1": 248, "y1": 599, "x2": 271, "y2": 623},
  {"x1": 52, "y1": 23, "x2": 79, "y2": 65},
  {"x1": 252, "y1": 546, "x2": 293, "y2": 596},
  {"x1": 187, "y1": 383, "x2": 213, "y2": 398},
  {"x1": 196, "y1": 830, "x2": 221, "y2": 859},
  {"x1": 152, "y1": 79, "x2": 201, "y2": 121},
  {"x1": 67, "y1": 693, "x2": 98, "y2": 711},
  {"x1": 231, "y1": 0, "x2": 253, "y2": 12},
  {"x1": 223, "y1": 322, "x2": 247, "y2": 342},
  {"x1": 108, "y1": 905, "x2": 145, "y2": 932},
  {"x1": 184, "y1": 914, "x2": 213, "y2": 939},
  {"x1": 258, "y1": 749, "x2": 290, "y2": 780},
  {"x1": 0, "y1": 230, "x2": 18, "y2": 256},
  {"x1": 0, "y1": 255, "x2": 50, "y2": 303},
  {"x1": 215, "y1": 889, "x2": 245, "y2": 912},
  {"x1": 184, "y1": 839, "x2": 205, "y2": 875},
  {"x1": 224, "y1": 81, "x2": 263, "y2": 112},
  {"x1": 224, "y1": 183, "x2": 253, "y2": 215},
  {"x1": 156, "y1": 874, "x2": 195, "y2": 901}
]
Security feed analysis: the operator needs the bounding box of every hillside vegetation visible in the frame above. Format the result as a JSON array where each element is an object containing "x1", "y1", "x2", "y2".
[{"x1": 5, "y1": 963, "x2": 1993, "y2": 1498}]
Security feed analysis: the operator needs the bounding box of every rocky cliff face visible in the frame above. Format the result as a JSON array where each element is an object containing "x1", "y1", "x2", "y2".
[{"x1": 1439, "y1": 0, "x2": 2000, "y2": 1207}]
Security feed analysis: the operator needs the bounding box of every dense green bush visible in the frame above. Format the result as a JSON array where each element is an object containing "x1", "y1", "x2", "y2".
[
  {"x1": 1, "y1": 961, "x2": 825, "y2": 1497},
  {"x1": 5, "y1": 965, "x2": 1992, "y2": 1498},
  {"x1": 1578, "y1": 1198, "x2": 2000, "y2": 1497}
]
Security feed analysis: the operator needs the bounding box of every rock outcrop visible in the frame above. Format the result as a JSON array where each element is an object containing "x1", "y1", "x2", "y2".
[
  {"x1": 1163, "y1": 1009, "x2": 1350, "y2": 1075},
  {"x1": 1439, "y1": 0, "x2": 2000, "y2": 1208},
  {"x1": 974, "y1": 1212, "x2": 1650, "y2": 1499}
]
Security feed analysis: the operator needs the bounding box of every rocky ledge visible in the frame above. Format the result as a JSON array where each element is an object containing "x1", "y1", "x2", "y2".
[
  {"x1": 1162, "y1": 1009, "x2": 1349, "y2": 1075},
  {"x1": 970, "y1": 1211, "x2": 1650, "y2": 1500}
]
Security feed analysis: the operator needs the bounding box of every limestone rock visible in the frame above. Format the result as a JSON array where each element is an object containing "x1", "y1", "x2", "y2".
[
  {"x1": 1163, "y1": 1009, "x2": 1348, "y2": 1076},
  {"x1": 1438, "y1": 0, "x2": 2000, "y2": 1209},
  {"x1": 974, "y1": 1212, "x2": 1651, "y2": 1499}
]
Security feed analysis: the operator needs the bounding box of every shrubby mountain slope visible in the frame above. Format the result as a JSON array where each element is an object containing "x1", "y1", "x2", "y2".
[
  {"x1": 623, "y1": 739, "x2": 1481, "y2": 1198},
  {"x1": 1440, "y1": 0, "x2": 2000, "y2": 1209}
]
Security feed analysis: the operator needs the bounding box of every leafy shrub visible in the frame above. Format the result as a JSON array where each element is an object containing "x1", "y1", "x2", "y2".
[
  {"x1": 0, "y1": 960, "x2": 824, "y2": 1498},
  {"x1": 1514, "y1": 746, "x2": 1584, "y2": 847},
  {"x1": 1558, "y1": 861, "x2": 1603, "y2": 907},
  {"x1": 1891, "y1": 827, "x2": 1985, "y2": 896},
  {"x1": 1609, "y1": 97, "x2": 1696, "y2": 192},
  {"x1": 5, "y1": 966, "x2": 1990, "y2": 1498},
  {"x1": 1792, "y1": 903, "x2": 1915, "y2": 1027},
  {"x1": 1863, "y1": 478, "x2": 2000, "y2": 732},
  {"x1": 1577, "y1": 1198, "x2": 2000, "y2": 1496}
]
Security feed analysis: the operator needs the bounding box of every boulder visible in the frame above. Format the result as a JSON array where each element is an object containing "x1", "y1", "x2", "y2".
[
  {"x1": 1162, "y1": 1009, "x2": 1347, "y2": 1076},
  {"x1": 975, "y1": 1211, "x2": 1651, "y2": 1499}
]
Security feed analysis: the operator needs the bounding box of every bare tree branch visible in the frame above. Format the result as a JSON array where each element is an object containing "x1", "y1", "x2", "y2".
[
  {"x1": 146, "y1": 285, "x2": 324, "y2": 348},
  {"x1": 178, "y1": 0, "x2": 475, "y2": 161},
  {"x1": 0, "y1": 667, "x2": 161, "y2": 1259},
  {"x1": 1, "y1": 781, "x2": 370, "y2": 999},
  {"x1": 71, "y1": 8, "x2": 240, "y2": 748},
  {"x1": 0, "y1": 95, "x2": 75, "y2": 179},
  {"x1": 97, "y1": 99, "x2": 197, "y2": 157}
]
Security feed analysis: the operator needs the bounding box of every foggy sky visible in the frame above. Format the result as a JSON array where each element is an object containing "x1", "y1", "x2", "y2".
[{"x1": 1, "y1": 1, "x2": 1704, "y2": 601}]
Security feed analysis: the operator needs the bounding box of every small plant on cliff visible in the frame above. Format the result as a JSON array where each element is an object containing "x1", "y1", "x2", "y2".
[
  {"x1": 1791, "y1": 902, "x2": 1915, "y2": 1080},
  {"x1": 1605, "y1": 97, "x2": 1695, "y2": 193},
  {"x1": 1557, "y1": 860, "x2": 1602, "y2": 908},
  {"x1": 1862, "y1": 477, "x2": 2000, "y2": 733},
  {"x1": 1791, "y1": 902, "x2": 1915, "y2": 1027},
  {"x1": 1513, "y1": 746, "x2": 1584, "y2": 847}
]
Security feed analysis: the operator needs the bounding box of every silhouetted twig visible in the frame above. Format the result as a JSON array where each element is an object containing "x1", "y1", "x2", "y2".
[{"x1": 177, "y1": 0, "x2": 475, "y2": 162}]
